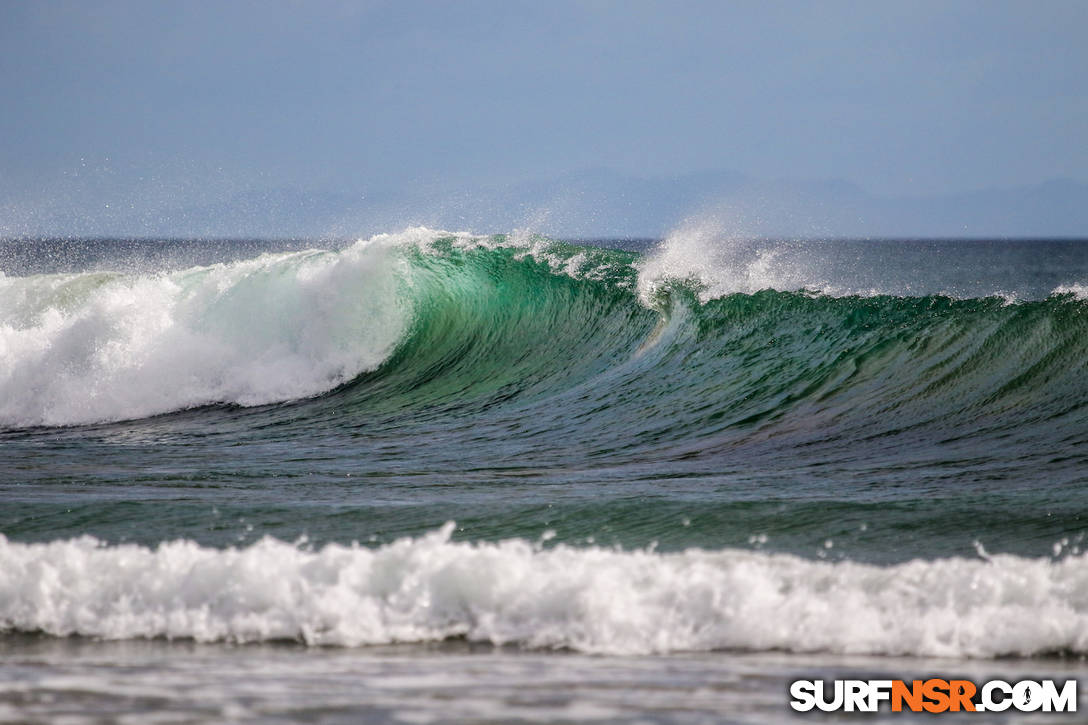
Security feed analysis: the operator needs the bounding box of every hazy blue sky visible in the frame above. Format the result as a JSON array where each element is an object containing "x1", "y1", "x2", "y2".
[{"x1": 2, "y1": 0, "x2": 1086, "y2": 236}]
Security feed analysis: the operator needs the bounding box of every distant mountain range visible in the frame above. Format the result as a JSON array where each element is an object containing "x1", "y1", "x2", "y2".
[{"x1": 4, "y1": 170, "x2": 1087, "y2": 240}]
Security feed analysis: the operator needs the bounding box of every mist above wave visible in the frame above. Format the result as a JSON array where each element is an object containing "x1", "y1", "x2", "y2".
[{"x1": 636, "y1": 219, "x2": 1088, "y2": 303}]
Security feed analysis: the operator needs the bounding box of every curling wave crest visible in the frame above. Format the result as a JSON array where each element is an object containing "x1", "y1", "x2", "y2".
[
  {"x1": 0, "y1": 238, "x2": 411, "y2": 426},
  {"x1": 3, "y1": 228, "x2": 1086, "y2": 431},
  {"x1": 3, "y1": 524, "x2": 1087, "y2": 658}
]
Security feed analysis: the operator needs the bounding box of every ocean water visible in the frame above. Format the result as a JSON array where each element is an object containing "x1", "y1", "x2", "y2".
[{"x1": 1, "y1": 228, "x2": 1087, "y2": 723}]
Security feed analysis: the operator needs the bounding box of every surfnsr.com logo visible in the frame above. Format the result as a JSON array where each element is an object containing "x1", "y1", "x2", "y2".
[{"x1": 790, "y1": 679, "x2": 1078, "y2": 713}]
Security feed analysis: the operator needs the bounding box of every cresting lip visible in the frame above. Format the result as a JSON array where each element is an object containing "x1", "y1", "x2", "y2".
[{"x1": 0, "y1": 236, "x2": 412, "y2": 426}]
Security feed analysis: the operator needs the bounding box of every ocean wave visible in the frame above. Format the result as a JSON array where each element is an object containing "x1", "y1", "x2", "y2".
[
  {"x1": 1, "y1": 228, "x2": 1086, "y2": 431},
  {"x1": 0, "y1": 237, "x2": 412, "y2": 426},
  {"x1": 2, "y1": 524, "x2": 1087, "y2": 658}
]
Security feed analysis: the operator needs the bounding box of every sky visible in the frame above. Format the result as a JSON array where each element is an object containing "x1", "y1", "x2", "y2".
[{"x1": 1, "y1": 0, "x2": 1087, "y2": 237}]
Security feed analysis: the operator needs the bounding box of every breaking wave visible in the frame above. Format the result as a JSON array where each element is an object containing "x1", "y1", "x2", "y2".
[
  {"x1": 1, "y1": 228, "x2": 1085, "y2": 452},
  {"x1": 2, "y1": 525, "x2": 1087, "y2": 658}
]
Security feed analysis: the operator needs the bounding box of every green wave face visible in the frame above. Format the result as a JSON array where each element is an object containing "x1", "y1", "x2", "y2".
[
  {"x1": 2, "y1": 233, "x2": 1086, "y2": 561},
  {"x1": 257, "y1": 235, "x2": 1088, "y2": 559},
  {"x1": 336, "y1": 236, "x2": 1088, "y2": 468},
  {"x1": 345, "y1": 237, "x2": 657, "y2": 416}
]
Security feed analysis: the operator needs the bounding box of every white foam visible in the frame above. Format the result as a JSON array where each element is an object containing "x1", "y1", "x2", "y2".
[
  {"x1": 0, "y1": 233, "x2": 424, "y2": 426},
  {"x1": 634, "y1": 221, "x2": 1057, "y2": 304},
  {"x1": 636, "y1": 221, "x2": 818, "y2": 305},
  {"x1": 1052, "y1": 283, "x2": 1088, "y2": 299},
  {"x1": 3, "y1": 525, "x2": 1086, "y2": 658}
]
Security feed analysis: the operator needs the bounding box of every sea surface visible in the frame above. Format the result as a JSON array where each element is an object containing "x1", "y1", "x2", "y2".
[{"x1": 1, "y1": 229, "x2": 1087, "y2": 723}]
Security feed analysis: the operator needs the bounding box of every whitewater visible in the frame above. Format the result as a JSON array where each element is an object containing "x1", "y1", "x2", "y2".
[{"x1": 4, "y1": 525, "x2": 1088, "y2": 658}]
